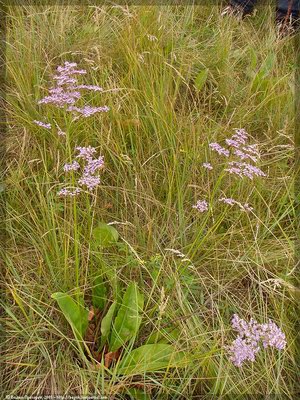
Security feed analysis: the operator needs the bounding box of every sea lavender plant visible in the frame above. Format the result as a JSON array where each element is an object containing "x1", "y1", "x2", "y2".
[
  {"x1": 78, "y1": 174, "x2": 101, "y2": 191},
  {"x1": 37, "y1": 61, "x2": 108, "y2": 117},
  {"x1": 193, "y1": 128, "x2": 263, "y2": 214},
  {"x1": 233, "y1": 149, "x2": 258, "y2": 163},
  {"x1": 202, "y1": 162, "x2": 213, "y2": 170},
  {"x1": 219, "y1": 197, "x2": 253, "y2": 212},
  {"x1": 58, "y1": 188, "x2": 82, "y2": 197},
  {"x1": 225, "y1": 161, "x2": 266, "y2": 180},
  {"x1": 33, "y1": 120, "x2": 51, "y2": 129},
  {"x1": 227, "y1": 314, "x2": 286, "y2": 367},
  {"x1": 35, "y1": 61, "x2": 108, "y2": 197},
  {"x1": 76, "y1": 146, "x2": 97, "y2": 161},
  {"x1": 83, "y1": 156, "x2": 105, "y2": 175},
  {"x1": 38, "y1": 86, "x2": 82, "y2": 108},
  {"x1": 67, "y1": 105, "x2": 109, "y2": 117},
  {"x1": 260, "y1": 320, "x2": 287, "y2": 350},
  {"x1": 192, "y1": 200, "x2": 209, "y2": 212},
  {"x1": 58, "y1": 146, "x2": 104, "y2": 196},
  {"x1": 228, "y1": 336, "x2": 260, "y2": 367},
  {"x1": 63, "y1": 161, "x2": 80, "y2": 172},
  {"x1": 209, "y1": 142, "x2": 230, "y2": 157}
]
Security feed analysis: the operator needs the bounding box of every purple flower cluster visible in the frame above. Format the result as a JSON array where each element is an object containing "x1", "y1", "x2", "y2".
[
  {"x1": 67, "y1": 105, "x2": 109, "y2": 118},
  {"x1": 76, "y1": 145, "x2": 97, "y2": 160},
  {"x1": 226, "y1": 128, "x2": 248, "y2": 147},
  {"x1": 221, "y1": 129, "x2": 265, "y2": 179},
  {"x1": 228, "y1": 314, "x2": 286, "y2": 367},
  {"x1": 209, "y1": 129, "x2": 262, "y2": 168},
  {"x1": 38, "y1": 62, "x2": 85, "y2": 108},
  {"x1": 225, "y1": 161, "x2": 265, "y2": 180},
  {"x1": 37, "y1": 61, "x2": 109, "y2": 120},
  {"x1": 78, "y1": 174, "x2": 101, "y2": 191},
  {"x1": 209, "y1": 142, "x2": 230, "y2": 157},
  {"x1": 58, "y1": 146, "x2": 104, "y2": 196},
  {"x1": 33, "y1": 61, "x2": 108, "y2": 198},
  {"x1": 228, "y1": 336, "x2": 260, "y2": 367},
  {"x1": 192, "y1": 200, "x2": 209, "y2": 213},
  {"x1": 56, "y1": 61, "x2": 86, "y2": 78},
  {"x1": 75, "y1": 84, "x2": 103, "y2": 91},
  {"x1": 33, "y1": 120, "x2": 51, "y2": 129},
  {"x1": 38, "y1": 86, "x2": 81, "y2": 108},
  {"x1": 202, "y1": 162, "x2": 213, "y2": 170},
  {"x1": 219, "y1": 197, "x2": 253, "y2": 212},
  {"x1": 63, "y1": 161, "x2": 80, "y2": 172},
  {"x1": 83, "y1": 156, "x2": 105, "y2": 175},
  {"x1": 58, "y1": 187, "x2": 82, "y2": 197},
  {"x1": 233, "y1": 148, "x2": 258, "y2": 163},
  {"x1": 193, "y1": 128, "x2": 265, "y2": 213},
  {"x1": 260, "y1": 320, "x2": 287, "y2": 350}
]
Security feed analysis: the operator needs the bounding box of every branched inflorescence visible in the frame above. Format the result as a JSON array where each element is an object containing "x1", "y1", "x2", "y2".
[
  {"x1": 33, "y1": 120, "x2": 51, "y2": 129},
  {"x1": 38, "y1": 61, "x2": 106, "y2": 114},
  {"x1": 227, "y1": 314, "x2": 286, "y2": 367},
  {"x1": 34, "y1": 61, "x2": 108, "y2": 197},
  {"x1": 193, "y1": 128, "x2": 266, "y2": 213},
  {"x1": 58, "y1": 146, "x2": 104, "y2": 196},
  {"x1": 192, "y1": 200, "x2": 209, "y2": 213},
  {"x1": 35, "y1": 61, "x2": 109, "y2": 133}
]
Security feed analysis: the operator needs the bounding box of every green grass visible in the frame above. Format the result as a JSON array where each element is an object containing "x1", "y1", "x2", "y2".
[{"x1": 2, "y1": 3, "x2": 299, "y2": 398}]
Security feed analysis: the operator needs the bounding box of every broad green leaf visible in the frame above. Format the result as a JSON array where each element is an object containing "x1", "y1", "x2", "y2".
[
  {"x1": 92, "y1": 275, "x2": 107, "y2": 310},
  {"x1": 146, "y1": 327, "x2": 179, "y2": 344},
  {"x1": 194, "y1": 69, "x2": 208, "y2": 92},
  {"x1": 75, "y1": 288, "x2": 85, "y2": 309},
  {"x1": 109, "y1": 282, "x2": 144, "y2": 352},
  {"x1": 99, "y1": 301, "x2": 117, "y2": 351},
  {"x1": 51, "y1": 292, "x2": 88, "y2": 340},
  {"x1": 92, "y1": 223, "x2": 119, "y2": 248},
  {"x1": 117, "y1": 344, "x2": 185, "y2": 375}
]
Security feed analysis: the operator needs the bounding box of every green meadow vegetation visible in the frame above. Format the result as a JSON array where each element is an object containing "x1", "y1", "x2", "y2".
[{"x1": 2, "y1": 3, "x2": 299, "y2": 398}]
